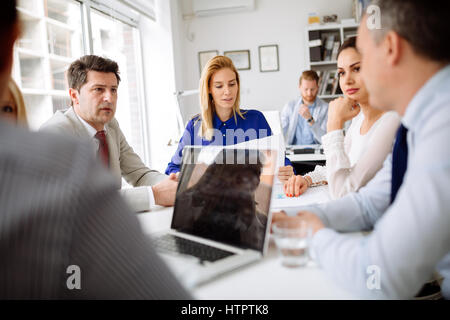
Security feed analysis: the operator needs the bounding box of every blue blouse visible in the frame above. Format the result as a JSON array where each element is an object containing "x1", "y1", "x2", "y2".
[{"x1": 165, "y1": 109, "x2": 293, "y2": 174}]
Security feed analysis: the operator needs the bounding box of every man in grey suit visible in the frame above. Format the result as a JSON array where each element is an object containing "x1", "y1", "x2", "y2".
[
  {"x1": 0, "y1": 0, "x2": 190, "y2": 299},
  {"x1": 40, "y1": 55, "x2": 176, "y2": 212}
]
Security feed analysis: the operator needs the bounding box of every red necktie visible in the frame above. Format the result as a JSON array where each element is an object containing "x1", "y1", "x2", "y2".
[{"x1": 95, "y1": 130, "x2": 109, "y2": 167}]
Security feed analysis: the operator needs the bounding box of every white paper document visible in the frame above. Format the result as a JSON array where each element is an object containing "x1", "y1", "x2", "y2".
[{"x1": 270, "y1": 184, "x2": 330, "y2": 211}]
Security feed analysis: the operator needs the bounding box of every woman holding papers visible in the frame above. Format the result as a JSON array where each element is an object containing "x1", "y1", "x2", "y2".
[
  {"x1": 284, "y1": 37, "x2": 400, "y2": 199},
  {"x1": 165, "y1": 55, "x2": 294, "y2": 181}
]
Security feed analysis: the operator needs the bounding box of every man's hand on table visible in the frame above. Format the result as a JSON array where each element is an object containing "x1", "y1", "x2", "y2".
[{"x1": 271, "y1": 210, "x2": 325, "y2": 235}]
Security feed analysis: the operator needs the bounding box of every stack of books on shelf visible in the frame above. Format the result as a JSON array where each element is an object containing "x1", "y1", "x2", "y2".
[
  {"x1": 308, "y1": 30, "x2": 322, "y2": 62},
  {"x1": 330, "y1": 41, "x2": 340, "y2": 61},
  {"x1": 316, "y1": 70, "x2": 340, "y2": 96},
  {"x1": 322, "y1": 35, "x2": 335, "y2": 61},
  {"x1": 308, "y1": 31, "x2": 341, "y2": 62},
  {"x1": 322, "y1": 34, "x2": 340, "y2": 61}
]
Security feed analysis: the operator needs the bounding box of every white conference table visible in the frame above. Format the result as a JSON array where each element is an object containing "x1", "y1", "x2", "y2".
[{"x1": 137, "y1": 184, "x2": 360, "y2": 299}]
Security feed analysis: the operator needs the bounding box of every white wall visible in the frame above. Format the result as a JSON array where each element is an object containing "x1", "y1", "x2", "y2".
[
  {"x1": 139, "y1": 0, "x2": 354, "y2": 171},
  {"x1": 140, "y1": 0, "x2": 181, "y2": 172},
  {"x1": 174, "y1": 0, "x2": 353, "y2": 121}
]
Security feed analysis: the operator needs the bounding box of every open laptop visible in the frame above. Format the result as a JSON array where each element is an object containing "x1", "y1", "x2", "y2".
[{"x1": 152, "y1": 146, "x2": 276, "y2": 288}]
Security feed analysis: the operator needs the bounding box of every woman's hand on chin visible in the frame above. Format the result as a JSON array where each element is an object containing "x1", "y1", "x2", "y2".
[{"x1": 326, "y1": 96, "x2": 360, "y2": 132}]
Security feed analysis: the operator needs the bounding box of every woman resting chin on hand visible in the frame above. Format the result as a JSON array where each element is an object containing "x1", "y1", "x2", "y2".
[{"x1": 282, "y1": 36, "x2": 399, "y2": 199}]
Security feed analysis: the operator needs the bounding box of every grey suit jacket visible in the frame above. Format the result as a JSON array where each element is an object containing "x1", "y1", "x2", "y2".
[
  {"x1": 0, "y1": 119, "x2": 190, "y2": 298},
  {"x1": 39, "y1": 107, "x2": 166, "y2": 212}
]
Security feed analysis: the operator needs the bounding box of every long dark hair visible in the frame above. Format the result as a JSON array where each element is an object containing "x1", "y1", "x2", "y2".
[{"x1": 337, "y1": 36, "x2": 357, "y2": 59}]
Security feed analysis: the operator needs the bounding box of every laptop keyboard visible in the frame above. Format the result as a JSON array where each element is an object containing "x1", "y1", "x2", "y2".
[{"x1": 154, "y1": 234, "x2": 235, "y2": 263}]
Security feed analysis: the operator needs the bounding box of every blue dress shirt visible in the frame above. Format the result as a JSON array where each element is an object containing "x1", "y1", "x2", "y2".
[
  {"x1": 293, "y1": 100, "x2": 317, "y2": 145},
  {"x1": 281, "y1": 97, "x2": 328, "y2": 145},
  {"x1": 166, "y1": 109, "x2": 293, "y2": 174}
]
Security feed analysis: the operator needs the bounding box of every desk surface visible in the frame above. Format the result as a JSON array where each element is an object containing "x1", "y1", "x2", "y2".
[
  {"x1": 270, "y1": 184, "x2": 331, "y2": 213},
  {"x1": 137, "y1": 186, "x2": 358, "y2": 299}
]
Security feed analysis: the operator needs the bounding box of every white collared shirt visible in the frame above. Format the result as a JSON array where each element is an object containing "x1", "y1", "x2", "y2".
[
  {"x1": 74, "y1": 111, "x2": 106, "y2": 154},
  {"x1": 74, "y1": 111, "x2": 156, "y2": 209}
]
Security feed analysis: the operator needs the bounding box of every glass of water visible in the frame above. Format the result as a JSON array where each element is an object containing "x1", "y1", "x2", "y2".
[{"x1": 272, "y1": 218, "x2": 311, "y2": 268}]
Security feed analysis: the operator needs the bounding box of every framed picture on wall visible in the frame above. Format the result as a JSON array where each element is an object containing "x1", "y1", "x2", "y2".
[
  {"x1": 258, "y1": 45, "x2": 279, "y2": 72},
  {"x1": 224, "y1": 50, "x2": 251, "y2": 70},
  {"x1": 198, "y1": 50, "x2": 219, "y2": 74}
]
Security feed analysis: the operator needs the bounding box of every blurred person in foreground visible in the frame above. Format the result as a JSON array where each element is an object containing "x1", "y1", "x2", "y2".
[{"x1": 0, "y1": 0, "x2": 190, "y2": 299}]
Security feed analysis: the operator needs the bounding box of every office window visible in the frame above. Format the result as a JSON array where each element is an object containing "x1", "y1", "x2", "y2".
[
  {"x1": 13, "y1": 0, "x2": 147, "y2": 162},
  {"x1": 14, "y1": 0, "x2": 83, "y2": 129},
  {"x1": 91, "y1": 9, "x2": 145, "y2": 159}
]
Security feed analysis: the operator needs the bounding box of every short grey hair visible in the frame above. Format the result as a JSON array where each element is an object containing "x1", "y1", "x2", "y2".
[{"x1": 368, "y1": 0, "x2": 450, "y2": 63}]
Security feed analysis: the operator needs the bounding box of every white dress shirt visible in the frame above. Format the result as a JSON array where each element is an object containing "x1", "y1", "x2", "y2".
[
  {"x1": 75, "y1": 113, "x2": 156, "y2": 209},
  {"x1": 306, "y1": 111, "x2": 400, "y2": 199},
  {"x1": 300, "y1": 65, "x2": 450, "y2": 299}
]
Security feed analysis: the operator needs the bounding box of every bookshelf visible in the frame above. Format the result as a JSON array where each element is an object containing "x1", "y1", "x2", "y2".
[
  {"x1": 12, "y1": 0, "x2": 83, "y2": 130},
  {"x1": 305, "y1": 21, "x2": 360, "y2": 102}
]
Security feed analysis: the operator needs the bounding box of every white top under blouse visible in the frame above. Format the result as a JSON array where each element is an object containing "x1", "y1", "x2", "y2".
[{"x1": 306, "y1": 110, "x2": 400, "y2": 199}]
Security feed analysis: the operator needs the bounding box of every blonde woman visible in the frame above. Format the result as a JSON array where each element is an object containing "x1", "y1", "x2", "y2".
[
  {"x1": 166, "y1": 55, "x2": 295, "y2": 181},
  {"x1": 0, "y1": 78, "x2": 28, "y2": 127},
  {"x1": 284, "y1": 37, "x2": 400, "y2": 199}
]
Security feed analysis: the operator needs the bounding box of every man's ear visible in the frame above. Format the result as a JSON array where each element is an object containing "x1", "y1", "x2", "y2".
[
  {"x1": 384, "y1": 31, "x2": 402, "y2": 66},
  {"x1": 69, "y1": 88, "x2": 79, "y2": 106}
]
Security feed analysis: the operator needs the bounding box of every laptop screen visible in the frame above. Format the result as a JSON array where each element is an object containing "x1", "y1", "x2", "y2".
[{"x1": 171, "y1": 146, "x2": 276, "y2": 253}]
